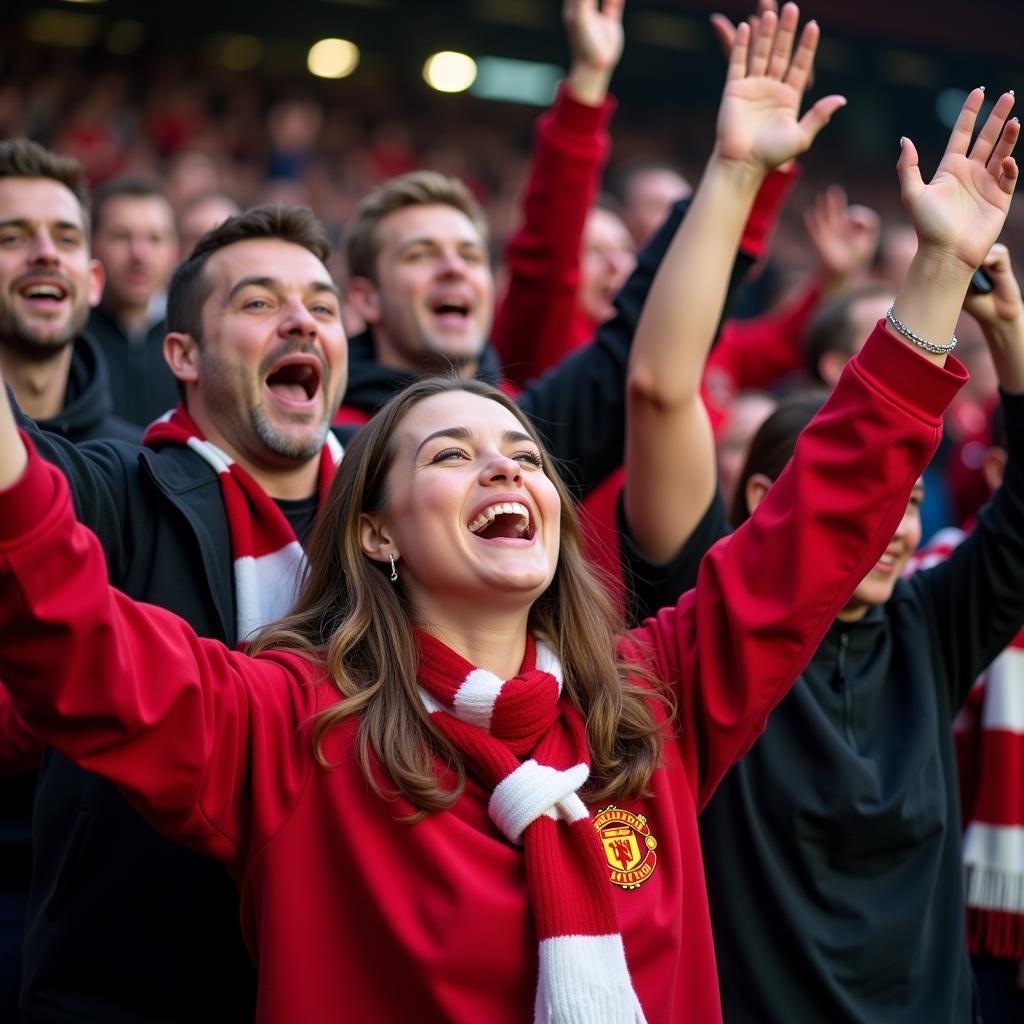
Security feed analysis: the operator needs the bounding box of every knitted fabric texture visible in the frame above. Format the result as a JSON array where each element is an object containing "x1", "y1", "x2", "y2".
[
  {"x1": 144, "y1": 406, "x2": 343, "y2": 640},
  {"x1": 415, "y1": 629, "x2": 647, "y2": 1024},
  {"x1": 957, "y1": 630, "x2": 1024, "y2": 959}
]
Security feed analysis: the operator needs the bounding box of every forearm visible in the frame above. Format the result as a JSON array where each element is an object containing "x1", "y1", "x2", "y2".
[
  {"x1": 565, "y1": 62, "x2": 612, "y2": 106},
  {"x1": 628, "y1": 151, "x2": 763, "y2": 405},
  {"x1": 981, "y1": 316, "x2": 1024, "y2": 393},
  {"x1": 887, "y1": 246, "x2": 975, "y2": 368}
]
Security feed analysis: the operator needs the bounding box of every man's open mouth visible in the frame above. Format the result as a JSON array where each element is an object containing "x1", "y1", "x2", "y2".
[
  {"x1": 265, "y1": 356, "x2": 322, "y2": 403},
  {"x1": 431, "y1": 296, "x2": 471, "y2": 321},
  {"x1": 18, "y1": 280, "x2": 69, "y2": 304}
]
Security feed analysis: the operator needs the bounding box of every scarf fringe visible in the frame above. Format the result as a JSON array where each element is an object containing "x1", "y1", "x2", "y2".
[
  {"x1": 966, "y1": 906, "x2": 1024, "y2": 958},
  {"x1": 535, "y1": 935, "x2": 647, "y2": 1024},
  {"x1": 964, "y1": 865, "x2": 1024, "y2": 915}
]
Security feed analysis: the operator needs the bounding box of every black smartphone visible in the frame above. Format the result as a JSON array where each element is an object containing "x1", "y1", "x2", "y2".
[{"x1": 969, "y1": 267, "x2": 994, "y2": 295}]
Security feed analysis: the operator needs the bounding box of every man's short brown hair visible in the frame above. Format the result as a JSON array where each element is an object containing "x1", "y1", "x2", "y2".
[
  {"x1": 344, "y1": 171, "x2": 488, "y2": 282},
  {"x1": 167, "y1": 204, "x2": 332, "y2": 342},
  {"x1": 0, "y1": 138, "x2": 89, "y2": 228}
]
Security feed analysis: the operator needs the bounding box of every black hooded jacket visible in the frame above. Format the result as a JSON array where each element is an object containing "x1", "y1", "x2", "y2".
[{"x1": 36, "y1": 334, "x2": 142, "y2": 445}]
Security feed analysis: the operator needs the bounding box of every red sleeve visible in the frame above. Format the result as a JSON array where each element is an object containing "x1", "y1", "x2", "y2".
[
  {"x1": 0, "y1": 683, "x2": 43, "y2": 777},
  {"x1": 739, "y1": 163, "x2": 799, "y2": 261},
  {"x1": 702, "y1": 276, "x2": 824, "y2": 423},
  {"x1": 626, "y1": 324, "x2": 967, "y2": 809},
  {"x1": 491, "y1": 83, "x2": 615, "y2": 387},
  {"x1": 0, "y1": 444, "x2": 323, "y2": 868}
]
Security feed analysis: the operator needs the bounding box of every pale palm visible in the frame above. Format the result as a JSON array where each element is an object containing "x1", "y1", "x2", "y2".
[
  {"x1": 718, "y1": 79, "x2": 814, "y2": 169},
  {"x1": 899, "y1": 88, "x2": 1019, "y2": 270},
  {"x1": 716, "y1": 5, "x2": 845, "y2": 176},
  {"x1": 908, "y1": 158, "x2": 1014, "y2": 269}
]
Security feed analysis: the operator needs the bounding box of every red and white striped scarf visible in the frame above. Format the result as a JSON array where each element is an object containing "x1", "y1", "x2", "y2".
[
  {"x1": 415, "y1": 630, "x2": 646, "y2": 1024},
  {"x1": 144, "y1": 406, "x2": 343, "y2": 641},
  {"x1": 956, "y1": 632, "x2": 1024, "y2": 958},
  {"x1": 909, "y1": 528, "x2": 1024, "y2": 958}
]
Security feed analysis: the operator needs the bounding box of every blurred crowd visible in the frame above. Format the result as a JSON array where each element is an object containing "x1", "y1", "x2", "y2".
[{"x1": 1, "y1": 0, "x2": 1024, "y2": 1022}]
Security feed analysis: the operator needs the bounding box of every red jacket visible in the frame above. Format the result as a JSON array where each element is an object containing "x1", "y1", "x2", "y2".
[
  {"x1": 0, "y1": 326, "x2": 964, "y2": 1023},
  {"x1": 491, "y1": 83, "x2": 615, "y2": 388}
]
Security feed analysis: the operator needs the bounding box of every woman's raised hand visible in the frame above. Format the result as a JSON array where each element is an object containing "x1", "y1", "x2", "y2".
[
  {"x1": 898, "y1": 89, "x2": 1019, "y2": 271},
  {"x1": 715, "y1": 2, "x2": 845, "y2": 174}
]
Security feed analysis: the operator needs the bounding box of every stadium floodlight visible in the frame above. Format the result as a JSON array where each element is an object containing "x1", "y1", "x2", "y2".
[
  {"x1": 307, "y1": 38, "x2": 360, "y2": 80},
  {"x1": 423, "y1": 51, "x2": 478, "y2": 94}
]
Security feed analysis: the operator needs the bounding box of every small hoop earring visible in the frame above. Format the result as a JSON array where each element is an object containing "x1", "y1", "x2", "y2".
[{"x1": 388, "y1": 552, "x2": 399, "y2": 582}]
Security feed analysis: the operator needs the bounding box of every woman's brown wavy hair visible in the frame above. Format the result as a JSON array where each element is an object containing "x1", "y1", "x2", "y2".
[{"x1": 250, "y1": 376, "x2": 669, "y2": 817}]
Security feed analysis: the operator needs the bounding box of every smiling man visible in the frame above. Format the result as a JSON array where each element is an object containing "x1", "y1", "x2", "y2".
[
  {"x1": 10, "y1": 204, "x2": 348, "y2": 1024},
  {"x1": 0, "y1": 140, "x2": 139, "y2": 445},
  {"x1": 337, "y1": 169, "x2": 708, "y2": 505}
]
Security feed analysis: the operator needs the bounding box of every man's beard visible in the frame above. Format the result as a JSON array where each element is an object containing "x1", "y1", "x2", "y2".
[
  {"x1": 0, "y1": 301, "x2": 85, "y2": 363},
  {"x1": 250, "y1": 402, "x2": 331, "y2": 461}
]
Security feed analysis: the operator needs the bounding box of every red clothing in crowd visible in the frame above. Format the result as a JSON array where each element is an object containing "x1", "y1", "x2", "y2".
[
  {"x1": 0, "y1": 326, "x2": 962, "y2": 1023},
  {"x1": 491, "y1": 83, "x2": 616, "y2": 388},
  {"x1": 702, "y1": 275, "x2": 823, "y2": 435},
  {"x1": 492, "y1": 91, "x2": 802, "y2": 392}
]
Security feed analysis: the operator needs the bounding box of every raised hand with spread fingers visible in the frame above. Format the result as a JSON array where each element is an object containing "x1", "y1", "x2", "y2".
[
  {"x1": 625, "y1": 1, "x2": 842, "y2": 562},
  {"x1": 889, "y1": 89, "x2": 1019, "y2": 364}
]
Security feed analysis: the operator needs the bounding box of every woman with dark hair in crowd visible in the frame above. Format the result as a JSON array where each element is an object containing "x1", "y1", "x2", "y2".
[
  {"x1": 0, "y1": 10, "x2": 1014, "y2": 1024},
  {"x1": 694, "y1": 239, "x2": 1024, "y2": 1021}
]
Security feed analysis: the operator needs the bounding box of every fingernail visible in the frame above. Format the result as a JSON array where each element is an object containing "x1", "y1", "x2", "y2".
[
  {"x1": 899, "y1": 136, "x2": 906, "y2": 147},
  {"x1": 979, "y1": 85, "x2": 986, "y2": 93}
]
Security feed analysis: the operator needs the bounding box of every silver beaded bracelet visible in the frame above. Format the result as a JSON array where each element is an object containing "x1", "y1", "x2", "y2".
[{"x1": 885, "y1": 306, "x2": 958, "y2": 355}]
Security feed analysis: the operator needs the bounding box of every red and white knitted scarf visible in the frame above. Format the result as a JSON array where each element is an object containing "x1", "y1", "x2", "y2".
[
  {"x1": 910, "y1": 527, "x2": 1024, "y2": 958},
  {"x1": 956, "y1": 631, "x2": 1024, "y2": 959},
  {"x1": 415, "y1": 630, "x2": 646, "y2": 1024},
  {"x1": 144, "y1": 406, "x2": 343, "y2": 641}
]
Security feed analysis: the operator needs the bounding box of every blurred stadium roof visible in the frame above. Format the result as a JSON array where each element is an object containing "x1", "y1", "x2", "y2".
[
  {"x1": 3, "y1": 0, "x2": 1022, "y2": 187},
  {"x1": 6, "y1": 0, "x2": 1022, "y2": 77}
]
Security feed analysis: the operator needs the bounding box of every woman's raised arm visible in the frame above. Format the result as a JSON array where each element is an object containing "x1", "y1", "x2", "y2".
[
  {"x1": 629, "y1": 86, "x2": 1017, "y2": 806},
  {"x1": 624, "y1": 2, "x2": 844, "y2": 561}
]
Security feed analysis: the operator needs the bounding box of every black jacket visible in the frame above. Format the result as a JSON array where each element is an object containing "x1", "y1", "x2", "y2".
[
  {"x1": 85, "y1": 305, "x2": 179, "y2": 427},
  {"x1": 37, "y1": 333, "x2": 142, "y2": 445},
  {"x1": 1, "y1": 336, "x2": 138, "y2": 883},
  {"x1": 624, "y1": 391, "x2": 1024, "y2": 1023}
]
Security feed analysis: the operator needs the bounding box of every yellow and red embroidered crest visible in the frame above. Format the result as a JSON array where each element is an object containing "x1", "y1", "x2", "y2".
[{"x1": 593, "y1": 806, "x2": 658, "y2": 889}]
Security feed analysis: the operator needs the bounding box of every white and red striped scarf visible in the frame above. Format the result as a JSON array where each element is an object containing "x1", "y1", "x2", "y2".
[
  {"x1": 415, "y1": 630, "x2": 646, "y2": 1024},
  {"x1": 144, "y1": 406, "x2": 343, "y2": 641},
  {"x1": 909, "y1": 528, "x2": 1024, "y2": 958},
  {"x1": 956, "y1": 632, "x2": 1024, "y2": 958}
]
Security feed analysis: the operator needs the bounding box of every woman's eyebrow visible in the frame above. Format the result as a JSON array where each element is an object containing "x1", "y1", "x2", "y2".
[{"x1": 415, "y1": 426, "x2": 473, "y2": 457}]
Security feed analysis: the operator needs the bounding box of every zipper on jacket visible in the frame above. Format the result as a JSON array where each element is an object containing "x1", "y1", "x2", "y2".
[{"x1": 835, "y1": 630, "x2": 857, "y2": 748}]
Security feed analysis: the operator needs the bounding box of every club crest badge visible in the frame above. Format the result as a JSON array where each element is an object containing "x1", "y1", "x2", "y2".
[{"x1": 593, "y1": 806, "x2": 658, "y2": 890}]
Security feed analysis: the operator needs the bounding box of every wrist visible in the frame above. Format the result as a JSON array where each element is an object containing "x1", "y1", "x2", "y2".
[
  {"x1": 707, "y1": 146, "x2": 767, "y2": 196},
  {"x1": 912, "y1": 244, "x2": 978, "y2": 288},
  {"x1": 566, "y1": 64, "x2": 612, "y2": 106}
]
